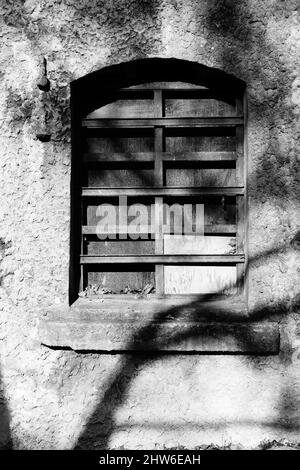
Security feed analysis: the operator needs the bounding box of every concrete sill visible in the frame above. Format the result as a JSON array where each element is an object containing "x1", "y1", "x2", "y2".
[{"x1": 39, "y1": 296, "x2": 280, "y2": 353}]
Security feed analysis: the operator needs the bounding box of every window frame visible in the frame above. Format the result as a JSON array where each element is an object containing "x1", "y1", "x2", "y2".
[{"x1": 77, "y1": 83, "x2": 247, "y2": 299}]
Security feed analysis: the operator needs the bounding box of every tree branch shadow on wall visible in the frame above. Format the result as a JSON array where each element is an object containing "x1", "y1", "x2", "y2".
[
  {"x1": 78, "y1": 0, "x2": 296, "y2": 450},
  {"x1": 70, "y1": 8, "x2": 300, "y2": 443},
  {"x1": 0, "y1": 239, "x2": 12, "y2": 448},
  {"x1": 73, "y1": 254, "x2": 300, "y2": 449},
  {"x1": 0, "y1": 0, "x2": 298, "y2": 451},
  {"x1": 4, "y1": 0, "x2": 299, "y2": 450},
  {"x1": 0, "y1": 367, "x2": 12, "y2": 449}
]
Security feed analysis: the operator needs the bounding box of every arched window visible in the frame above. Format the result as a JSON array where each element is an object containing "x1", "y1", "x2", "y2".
[{"x1": 70, "y1": 59, "x2": 246, "y2": 303}]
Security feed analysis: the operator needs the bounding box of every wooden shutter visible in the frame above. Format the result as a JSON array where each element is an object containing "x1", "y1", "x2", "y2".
[{"x1": 79, "y1": 82, "x2": 246, "y2": 297}]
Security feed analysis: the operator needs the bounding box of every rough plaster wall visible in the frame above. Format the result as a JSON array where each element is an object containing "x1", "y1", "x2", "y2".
[{"x1": 0, "y1": 0, "x2": 299, "y2": 449}]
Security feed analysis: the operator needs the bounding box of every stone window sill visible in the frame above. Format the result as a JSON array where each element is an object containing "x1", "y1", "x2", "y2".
[{"x1": 38, "y1": 295, "x2": 280, "y2": 353}]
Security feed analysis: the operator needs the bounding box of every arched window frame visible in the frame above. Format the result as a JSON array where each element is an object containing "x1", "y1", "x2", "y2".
[{"x1": 70, "y1": 59, "x2": 247, "y2": 303}]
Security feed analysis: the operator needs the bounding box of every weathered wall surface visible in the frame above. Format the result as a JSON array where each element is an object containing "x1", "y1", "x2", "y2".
[{"x1": 0, "y1": 0, "x2": 299, "y2": 449}]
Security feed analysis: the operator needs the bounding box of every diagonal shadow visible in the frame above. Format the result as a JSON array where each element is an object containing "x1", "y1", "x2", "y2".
[
  {"x1": 0, "y1": 366, "x2": 12, "y2": 450},
  {"x1": 68, "y1": 2, "x2": 300, "y2": 451},
  {"x1": 0, "y1": 240, "x2": 12, "y2": 449},
  {"x1": 72, "y1": 62, "x2": 300, "y2": 451},
  {"x1": 74, "y1": 297, "x2": 299, "y2": 448},
  {"x1": 1, "y1": 0, "x2": 298, "y2": 451},
  {"x1": 74, "y1": 237, "x2": 300, "y2": 449}
]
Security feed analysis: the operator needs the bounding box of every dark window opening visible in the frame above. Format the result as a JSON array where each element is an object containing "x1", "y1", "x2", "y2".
[{"x1": 70, "y1": 59, "x2": 246, "y2": 304}]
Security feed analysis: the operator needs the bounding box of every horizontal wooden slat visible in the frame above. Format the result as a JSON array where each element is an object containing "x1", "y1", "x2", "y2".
[
  {"x1": 82, "y1": 224, "x2": 237, "y2": 235},
  {"x1": 82, "y1": 187, "x2": 244, "y2": 197},
  {"x1": 83, "y1": 152, "x2": 155, "y2": 162},
  {"x1": 80, "y1": 254, "x2": 244, "y2": 264},
  {"x1": 83, "y1": 151, "x2": 237, "y2": 163},
  {"x1": 119, "y1": 84, "x2": 209, "y2": 91},
  {"x1": 82, "y1": 225, "x2": 151, "y2": 235},
  {"x1": 118, "y1": 84, "x2": 239, "y2": 93},
  {"x1": 82, "y1": 117, "x2": 244, "y2": 128},
  {"x1": 163, "y1": 151, "x2": 237, "y2": 161},
  {"x1": 201, "y1": 225, "x2": 237, "y2": 233}
]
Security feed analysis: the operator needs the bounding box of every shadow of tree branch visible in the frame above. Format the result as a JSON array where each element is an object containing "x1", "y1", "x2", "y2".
[
  {"x1": 74, "y1": 236, "x2": 300, "y2": 449},
  {"x1": 0, "y1": 366, "x2": 12, "y2": 449}
]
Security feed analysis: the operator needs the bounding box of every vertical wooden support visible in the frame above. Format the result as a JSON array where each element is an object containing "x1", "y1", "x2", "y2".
[
  {"x1": 80, "y1": 200, "x2": 86, "y2": 292},
  {"x1": 79, "y1": 128, "x2": 89, "y2": 294},
  {"x1": 236, "y1": 93, "x2": 245, "y2": 295},
  {"x1": 154, "y1": 90, "x2": 164, "y2": 295},
  {"x1": 154, "y1": 89, "x2": 163, "y2": 118},
  {"x1": 236, "y1": 94, "x2": 244, "y2": 187},
  {"x1": 236, "y1": 195, "x2": 245, "y2": 295},
  {"x1": 236, "y1": 125, "x2": 244, "y2": 188},
  {"x1": 155, "y1": 127, "x2": 164, "y2": 183},
  {"x1": 155, "y1": 196, "x2": 164, "y2": 295},
  {"x1": 79, "y1": 265, "x2": 84, "y2": 293},
  {"x1": 243, "y1": 90, "x2": 249, "y2": 305}
]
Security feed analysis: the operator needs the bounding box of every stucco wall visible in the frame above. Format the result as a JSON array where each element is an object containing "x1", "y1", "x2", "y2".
[{"x1": 0, "y1": 0, "x2": 299, "y2": 449}]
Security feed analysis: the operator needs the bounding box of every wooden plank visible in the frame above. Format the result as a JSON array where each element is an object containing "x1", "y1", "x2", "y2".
[
  {"x1": 165, "y1": 167, "x2": 236, "y2": 188},
  {"x1": 82, "y1": 224, "x2": 237, "y2": 235},
  {"x1": 235, "y1": 96, "x2": 245, "y2": 295},
  {"x1": 80, "y1": 254, "x2": 245, "y2": 264},
  {"x1": 204, "y1": 224, "x2": 236, "y2": 234},
  {"x1": 153, "y1": 94, "x2": 165, "y2": 294},
  {"x1": 83, "y1": 151, "x2": 236, "y2": 163},
  {"x1": 164, "y1": 265, "x2": 237, "y2": 294},
  {"x1": 164, "y1": 235, "x2": 236, "y2": 255},
  {"x1": 165, "y1": 97, "x2": 236, "y2": 118},
  {"x1": 80, "y1": 199, "x2": 86, "y2": 292},
  {"x1": 87, "y1": 166, "x2": 154, "y2": 187},
  {"x1": 86, "y1": 98, "x2": 154, "y2": 119},
  {"x1": 87, "y1": 239, "x2": 155, "y2": 256},
  {"x1": 82, "y1": 117, "x2": 244, "y2": 128},
  {"x1": 155, "y1": 196, "x2": 164, "y2": 295},
  {"x1": 85, "y1": 130, "x2": 154, "y2": 154},
  {"x1": 120, "y1": 83, "x2": 208, "y2": 90},
  {"x1": 88, "y1": 269, "x2": 155, "y2": 294},
  {"x1": 163, "y1": 151, "x2": 236, "y2": 161},
  {"x1": 82, "y1": 225, "x2": 151, "y2": 236},
  {"x1": 236, "y1": 125, "x2": 244, "y2": 187},
  {"x1": 235, "y1": 93, "x2": 246, "y2": 295},
  {"x1": 154, "y1": 133, "x2": 164, "y2": 183},
  {"x1": 82, "y1": 187, "x2": 244, "y2": 197},
  {"x1": 83, "y1": 152, "x2": 155, "y2": 162},
  {"x1": 236, "y1": 195, "x2": 245, "y2": 295},
  {"x1": 165, "y1": 133, "x2": 236, "y2": 154},
  {"x1": 154, "y1": 89, "x2": 163, "y2": 118},
  {"x1": 119, "y1": 84, "x2": 239, "y2": 93}
]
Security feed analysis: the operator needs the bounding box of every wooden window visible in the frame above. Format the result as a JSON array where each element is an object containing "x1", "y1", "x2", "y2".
[{"x1": 79, "y1": 82, "x2": 246, "y2": 298}]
